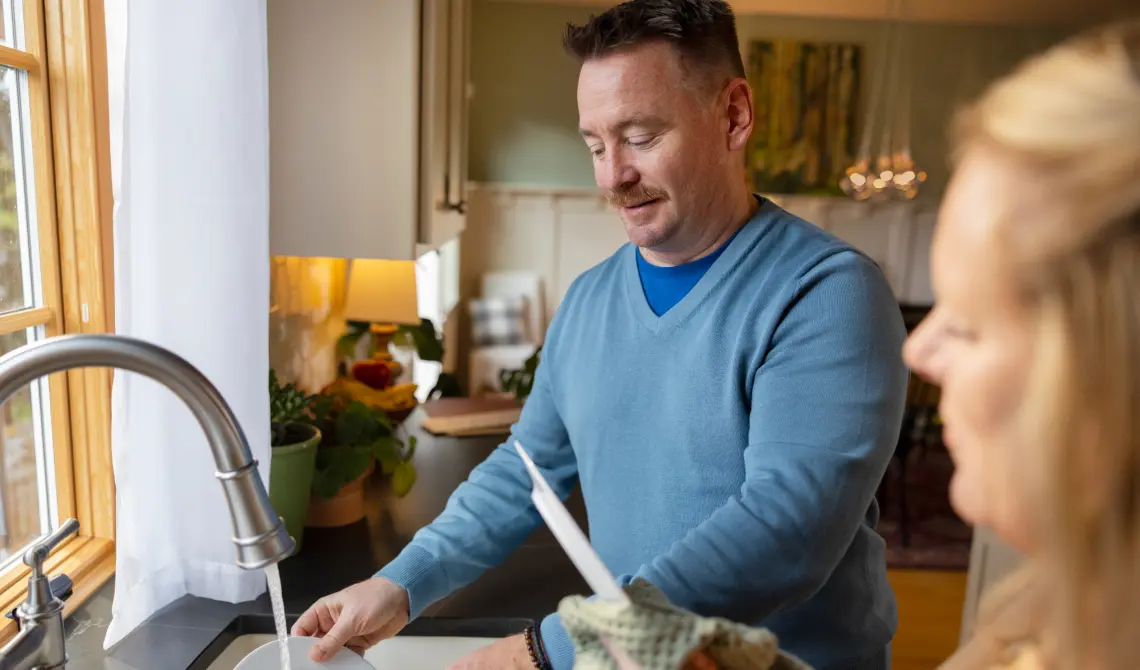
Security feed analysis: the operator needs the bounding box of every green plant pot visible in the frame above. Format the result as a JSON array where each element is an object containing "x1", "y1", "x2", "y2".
[{"x1": 269, "y1": 422, "x2": 321, "y2": 551}]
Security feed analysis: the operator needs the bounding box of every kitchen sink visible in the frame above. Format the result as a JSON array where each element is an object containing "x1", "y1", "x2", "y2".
[
  {"x1": 188, "y1": 614, "x2": 531, "y2": 670},
  {"x1": 203, "y1": 634, "x2": 497, "y2": 669}
]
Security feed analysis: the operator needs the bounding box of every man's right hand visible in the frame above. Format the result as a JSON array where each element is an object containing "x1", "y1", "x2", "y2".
[{"x1": 291, "y1": 576, "x2": 410, "y2": 662}]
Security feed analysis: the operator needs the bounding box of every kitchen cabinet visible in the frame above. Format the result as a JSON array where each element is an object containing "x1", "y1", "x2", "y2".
[
  {"x1": 420, "y1": 0, "x2": 472, "y2": 252},
  {"x1": 268, "y1": 0, "x2": 471, "y2": 261}
]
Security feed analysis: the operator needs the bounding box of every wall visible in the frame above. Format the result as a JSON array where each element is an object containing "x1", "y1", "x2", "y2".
[
  {"x1": 469, "y1": 0, "x2": 1068, "y2": 196},
  {"x1": 269, "y1": 257, "x2": 349, "y2": 394},
  {"x1": 468, "y1": 2, "x2": 597, "y2": 188}
]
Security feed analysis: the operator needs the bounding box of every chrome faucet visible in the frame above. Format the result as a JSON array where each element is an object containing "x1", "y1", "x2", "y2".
[
  {"x1": 1, "y1": 519, "x2": 80, "y2": 670},
  {"x1": 0, "y1": 334, "x2": 295, "y2": 669}
]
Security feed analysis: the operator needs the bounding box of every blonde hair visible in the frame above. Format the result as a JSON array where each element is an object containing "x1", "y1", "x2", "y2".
[{"x1": 955, "y1": 20, "x2": 1140, "y2": 670}]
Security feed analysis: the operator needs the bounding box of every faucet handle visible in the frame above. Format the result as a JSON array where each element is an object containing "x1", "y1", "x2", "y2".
[
  {"x1": 6, "y1": 574, "x2": 72, "y2": 628},
  {"x1": 23, "y1": 518, "x2": 80, "y2": 578}
]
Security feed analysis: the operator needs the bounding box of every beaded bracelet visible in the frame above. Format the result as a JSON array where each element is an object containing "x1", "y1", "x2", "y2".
[
  {"x1": 524, "y1": 624, "x2": 553, "y2": 670},
  {"x1": 533, "y1": 625, "x2": 553, "y2": 669}
]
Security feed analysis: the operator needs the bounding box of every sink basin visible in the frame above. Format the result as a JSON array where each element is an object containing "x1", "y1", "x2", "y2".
[
  {"x1": 185, "y1": 614, "x2": 532, "y2": 670},
  {"x1": 204, "y1": 633, "x2": 496, "y2": 669}
]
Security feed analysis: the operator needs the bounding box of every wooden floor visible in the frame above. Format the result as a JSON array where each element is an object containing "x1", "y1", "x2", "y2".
[{"x1": 889, "y1": 569, "x2": 968, "y2": 670}]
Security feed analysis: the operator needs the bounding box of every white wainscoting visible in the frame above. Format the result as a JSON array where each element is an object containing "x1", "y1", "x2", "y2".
[{"x1": 462, "y1": 183, "x2": 936, "y2": 332}]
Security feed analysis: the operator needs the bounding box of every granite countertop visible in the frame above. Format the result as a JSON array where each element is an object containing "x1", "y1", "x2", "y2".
[{"x1": 54, "y1": 420, "x2": 590, "y2": 669}]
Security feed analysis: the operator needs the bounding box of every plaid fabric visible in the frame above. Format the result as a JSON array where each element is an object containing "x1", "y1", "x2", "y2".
[{"x1": 469, "y1": 296, "x2": 529, "y2": 346}]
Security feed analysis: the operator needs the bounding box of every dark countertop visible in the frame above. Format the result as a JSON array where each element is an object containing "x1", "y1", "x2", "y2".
[{"x1": 56, "y1": 418, "x2": 590, "y2": 669}]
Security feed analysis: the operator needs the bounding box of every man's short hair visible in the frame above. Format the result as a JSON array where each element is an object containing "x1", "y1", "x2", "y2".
[{"x1": 563, "y1": 0, "x2": 746, "y2": 94}]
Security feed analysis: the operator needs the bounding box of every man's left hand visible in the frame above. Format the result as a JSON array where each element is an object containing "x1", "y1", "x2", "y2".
[{"x1": 447, "y1": 633, "x2": 533, "y2": 669}]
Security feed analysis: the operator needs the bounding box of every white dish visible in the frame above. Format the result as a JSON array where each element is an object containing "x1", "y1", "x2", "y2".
[
  {"x1": 233, "y1": 636, "x2": 375, "y2": 670},
  {"x1": 364, "y1": 636, "x2": 496, "y2": 667},
  {"x1": 212, "y1": 634, "x2": 499, "y2": 670}
]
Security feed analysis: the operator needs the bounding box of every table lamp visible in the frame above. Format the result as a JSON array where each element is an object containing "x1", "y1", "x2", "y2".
[{"x1": 343, "y1": 259, "x2": 420, "y2": 359}]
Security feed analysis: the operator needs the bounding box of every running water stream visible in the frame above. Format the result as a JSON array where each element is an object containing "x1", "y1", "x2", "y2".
[{"x1": 265, "y1": 563, "x2": 292, "y2": 670}]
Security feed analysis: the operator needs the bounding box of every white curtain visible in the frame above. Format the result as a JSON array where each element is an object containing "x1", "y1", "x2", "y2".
[{"x1": 103, "y1": 0, "x2": 271, "y2": 649}]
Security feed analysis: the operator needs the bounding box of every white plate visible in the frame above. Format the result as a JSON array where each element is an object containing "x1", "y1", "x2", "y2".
[
  {"x1": 214, "y1": 634, "x2": 499, "y2": 670},
  {"x1": 234, "y1": 636, "x2": 375, "y2": 670},
  {"x1": 364, "y1": 636, "x2": 495, "y2": 667}
]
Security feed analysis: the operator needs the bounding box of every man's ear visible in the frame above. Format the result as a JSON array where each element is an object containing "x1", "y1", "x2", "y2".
[{"x1": 723, "y1": 78, "x2": 754, "y2": 152}]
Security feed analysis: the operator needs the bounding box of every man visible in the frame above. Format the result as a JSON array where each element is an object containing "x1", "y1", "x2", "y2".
[{"x1": 294, "y1": 1, "x2": 907, "y2": 668}]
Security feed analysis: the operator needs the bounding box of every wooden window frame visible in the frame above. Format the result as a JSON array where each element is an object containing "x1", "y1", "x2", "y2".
[{"x1": 0, "y1": 0, "x2": 115, "y2": 642}]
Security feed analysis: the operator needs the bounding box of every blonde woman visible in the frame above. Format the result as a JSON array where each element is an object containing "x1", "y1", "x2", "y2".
[{"x1": 904, "y1": 19, "x2": 1140, "y2": 670}]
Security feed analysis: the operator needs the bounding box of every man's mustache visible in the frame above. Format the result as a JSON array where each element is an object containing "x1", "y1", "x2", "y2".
[{"x1": 607, "y1": 185, "x2": 667, "y2": 208}]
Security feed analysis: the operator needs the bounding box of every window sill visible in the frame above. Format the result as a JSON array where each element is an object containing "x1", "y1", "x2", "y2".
[{"x1": 0, "y1": 536, "x2": 115, "y2": 643}]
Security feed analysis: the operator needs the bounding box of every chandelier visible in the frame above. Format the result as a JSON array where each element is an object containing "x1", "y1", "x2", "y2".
[{"x1": 840, "y1": 0, "x2": 926, "y2": 201}]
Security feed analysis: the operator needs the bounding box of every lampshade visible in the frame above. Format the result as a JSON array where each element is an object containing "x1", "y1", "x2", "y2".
[{"x1": 343, "y1": 259, "x2": 420, "y2": 325}]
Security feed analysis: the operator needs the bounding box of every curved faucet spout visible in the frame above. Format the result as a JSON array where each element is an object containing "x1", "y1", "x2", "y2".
[{"x1": 0, "y1": 333, "x2": 295, "y2": 569}]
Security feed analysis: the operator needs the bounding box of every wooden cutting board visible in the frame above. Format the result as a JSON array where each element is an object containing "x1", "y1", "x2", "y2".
[{"x1": 420, "y1": 397, "x2": 521, "y2": 437}]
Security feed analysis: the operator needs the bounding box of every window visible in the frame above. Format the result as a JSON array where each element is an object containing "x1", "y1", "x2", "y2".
[
  {"x1": 0, "y1": 0, "x2": 115, "y2": 642},
  {"x1": 410, "y1": 238, "x2": 462, "y2": 402}
]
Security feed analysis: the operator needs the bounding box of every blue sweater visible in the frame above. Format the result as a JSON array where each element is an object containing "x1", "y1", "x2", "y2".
[{"x1": 380, "y1": 198, "x2": 908, "y2": 670}]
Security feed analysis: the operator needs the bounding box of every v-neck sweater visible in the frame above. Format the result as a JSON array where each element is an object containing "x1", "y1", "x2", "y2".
[{"x1": 379, "y1": 197, "x2": 909, "y2": 670}]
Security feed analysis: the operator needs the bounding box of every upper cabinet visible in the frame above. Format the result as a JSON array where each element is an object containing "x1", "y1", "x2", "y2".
[
  {"x1": 420, "y1": 0, "x2": 472, "y2": 253},
  {"x1": 268, "y1": 0, "x2": 471, "y2": 261}
]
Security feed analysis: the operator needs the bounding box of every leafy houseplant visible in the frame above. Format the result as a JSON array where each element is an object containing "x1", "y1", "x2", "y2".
[
  {"x1": 303, "y1": 393, "x2": 417, "y2": 527},
  {"x1": 271, "y1": 369, "x2": 317, "y2": 443},
  {"x1": 268, "y1": 370, "x2": 322, "y2": 548},
  {"x1": 500, "y1": 346, "x2": 542, "y2": 402}
]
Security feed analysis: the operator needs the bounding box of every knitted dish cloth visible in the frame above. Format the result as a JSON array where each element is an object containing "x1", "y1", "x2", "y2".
[{"x1": 557, "y1": 579, "x2": 813, "y2": 670}]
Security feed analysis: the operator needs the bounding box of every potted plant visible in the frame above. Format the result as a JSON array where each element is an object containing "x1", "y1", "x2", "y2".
[
  {"x1": 268, "y1": 369, "x2": 322, "y2": 549},
  {"x1": 303, "y1": 393, "x2": 418, "y2": 527},
  {"x1": 500, "y1": 346, "x2": 542, "y2": 402}
]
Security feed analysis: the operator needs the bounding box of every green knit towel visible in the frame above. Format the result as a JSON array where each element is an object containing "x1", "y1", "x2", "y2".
[{"x1": 558, "y1": 580, "x2": 814, "y2": 670}]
